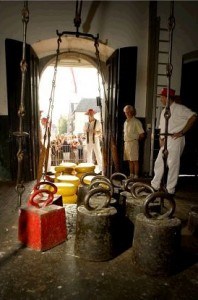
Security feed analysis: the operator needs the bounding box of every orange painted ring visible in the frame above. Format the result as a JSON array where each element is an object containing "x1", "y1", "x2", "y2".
[
  {"x1": 33, "y1": 181, "x2": 58, "y2": 194},
  {"x1": 28, "y1": 189, "x2": 54, "y2": 208}
]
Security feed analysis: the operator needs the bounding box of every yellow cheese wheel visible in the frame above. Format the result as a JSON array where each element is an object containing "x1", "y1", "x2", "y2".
[
  {"x1": 57, "y1": 174, "x2": 80, "y2": 186},
  {"x1": 75, "y1": 163, "x2": 95, "y2": 173},
  {"x1": 60, "y1": 162, "x2": 77, "y2": 168},
  {"x1": 54, "y1": 166, "x2": 67, "y2": 173},
  {"x1": 44, "y1": 182, "x2": 77, "y2": 196},
  {"x1": 83, "y1": 175, "x2": 95, "y2": 185},
  {"x1": 62, "y1": 194, "x2": 77, "y2": 204},
  {"x1": 59, "y1": 162, "x2": 77, "y2": 174}
]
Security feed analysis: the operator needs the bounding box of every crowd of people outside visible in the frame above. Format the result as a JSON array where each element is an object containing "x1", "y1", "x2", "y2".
[
  {"x1": 50, "y1": 133, "x2": 88, "y2": 166},
  {"x1": 40, "y1": 108, "x2": 104, "y2": 171}
]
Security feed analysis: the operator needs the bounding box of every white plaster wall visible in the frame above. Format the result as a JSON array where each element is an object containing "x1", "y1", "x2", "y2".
[
  {"x1": 0, "y1": 1, "x2": 198, "y2": 118},
  {"x1": 0, "y1": 1, "x2": 149, "y2": 117}
]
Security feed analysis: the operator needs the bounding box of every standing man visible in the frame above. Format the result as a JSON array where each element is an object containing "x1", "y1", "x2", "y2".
[
  {"x1": 83, "y1": 108, "x2": 103, "y2": 173},
  {"x1": 151, "y1": 87, "x2": 197, "y2": 195},
  {"x1": 123, "y1": 105, "x2": 145, "y2": 179}
]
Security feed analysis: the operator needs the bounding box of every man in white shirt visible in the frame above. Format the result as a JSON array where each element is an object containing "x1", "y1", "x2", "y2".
[
  {"x1": 83, "y1": 108, "x2": 103, "y2": 173},
  {"x1": 123, "y1": 105, "x2": 145, "y2": 178},
  {"x1": 151, "y1": 88, "x2": 197, "y2": 195}
]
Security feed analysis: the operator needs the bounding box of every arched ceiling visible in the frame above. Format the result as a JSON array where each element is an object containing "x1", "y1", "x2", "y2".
[{"x1": 32, "y1": 36, "x2": 114, "y2": 63}]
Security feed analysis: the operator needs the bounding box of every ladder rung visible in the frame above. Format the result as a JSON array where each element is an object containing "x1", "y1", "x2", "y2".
[
  {"x1": 160, "y1": 28, "x2": 168, "y2": 32},
  {"x1": 158, "y1": 62, "x2": 167, "y2": 65},
  {"x1": 157, "y1": 74, "x2": 167, "y2": 76}
]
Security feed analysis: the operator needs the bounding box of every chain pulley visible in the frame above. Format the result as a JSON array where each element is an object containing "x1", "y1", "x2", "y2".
[{"x1": 13, "y1": 1, "x2": 29, "y2": 208}]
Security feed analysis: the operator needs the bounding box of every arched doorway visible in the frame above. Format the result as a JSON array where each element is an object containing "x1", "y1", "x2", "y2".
[
  {"x1": 33, "y1": 37, "x2": 114, "y2": 170},
  {"x1": 39, "y1": 56, "x2": 104, "y2": 167}
]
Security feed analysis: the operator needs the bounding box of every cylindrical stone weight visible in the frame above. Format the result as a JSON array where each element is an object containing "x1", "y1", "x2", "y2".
[
  {"x1": 75, "y1": 205, "x2": 118, "y2": 261},
  {"x1": 132, "y1": 213, "x2": 181, "y2": 275},
  {"x1": 188, "y1": 206, "x2": 198, "y2": 237},
  {"x1": 77, "y1": 185, "x2": 89, "y2": 207},
  {"x1": 126, "y1": 198, "x2": 161, "y2": 224}
]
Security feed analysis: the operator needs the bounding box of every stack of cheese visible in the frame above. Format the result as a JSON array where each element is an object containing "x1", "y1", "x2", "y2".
[
  {"x1": 56, "y1": 174, "x2": 80, "y2": 204},
  {"x1": 75, "y1": 163, "x2": 95, "y2": 179}
]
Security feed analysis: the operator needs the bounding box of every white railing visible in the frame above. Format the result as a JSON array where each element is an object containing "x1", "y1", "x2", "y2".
[{"x1": 51, "y1": 144, "x2": 86, "y2": 166}]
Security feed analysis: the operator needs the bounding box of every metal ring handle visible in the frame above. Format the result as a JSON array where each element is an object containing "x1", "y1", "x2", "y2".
[
  {"x1": 124, "y1": 178, "x2": 135, "y2": 191},
  {"x1": 33, "y1": 181, "x2": 58, "y2": 194},
  {"x1": 28, "y1": 189, "x2": 54, "y2": 208},
  {"x1": 130, "y1": 182, "x2": 155, "y2": 199},
  {"x1": 144, "y1": 191, "x2": 176, "y2": 219},
  {"x1": 91, "y1": 175, "x2": 111, "y2": 185},
  {"x1": 110, "y1": 172, "x2": 127, "y2": 188},
  {"x1": 89, "y1": 180, "x2": 114, "y2": 196},
  {"x1": 80, "y1": 172, "x2": 97, "y2": 186},
  {"x1": 84, "y1": 187, "x2": 111, "y2": 211}
]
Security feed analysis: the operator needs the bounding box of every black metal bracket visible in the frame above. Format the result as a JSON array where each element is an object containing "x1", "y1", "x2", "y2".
[{"x1": 56, "y1": 30, "x2": 99, "y2": 44}]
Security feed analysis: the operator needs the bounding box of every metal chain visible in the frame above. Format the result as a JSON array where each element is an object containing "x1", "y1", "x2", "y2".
[
  {"x1": 41, "y1": 36, "x2": 62, "y2": 179},
  {"x1": 94, "y1": 40, "x2": 108, "y2": 108},
  {"x1": 74, "y1": 0, "x2": 83, "y2": 35},
  {"x1": 13, "y1": 1, "x2": 29, "y2": 208},
  {"x1": 162, "y1": 1, "x2": 175, "y2": 189}
]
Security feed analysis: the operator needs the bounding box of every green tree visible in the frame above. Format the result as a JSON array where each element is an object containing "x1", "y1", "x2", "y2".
[{"x1": 58, "y1": 115, "x2": 67, "y2": 134}]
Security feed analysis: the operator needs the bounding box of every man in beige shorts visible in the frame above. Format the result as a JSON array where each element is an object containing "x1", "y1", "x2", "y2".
[{"x1": 123, "y1": 105, "x2": 145, "y2": 178}]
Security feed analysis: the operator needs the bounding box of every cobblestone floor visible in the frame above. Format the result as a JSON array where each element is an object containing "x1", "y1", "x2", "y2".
[{"x1": 0, "y1": 177, "x2": 197, "y2": 300}]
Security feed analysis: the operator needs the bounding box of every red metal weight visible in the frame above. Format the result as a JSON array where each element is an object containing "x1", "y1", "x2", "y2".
[
  {"x1": 33, "y1": 181, "x2": 58, "y2": 194},
  {"x1": 28, "y1": 189, "x2": 54, "y2": 208}
]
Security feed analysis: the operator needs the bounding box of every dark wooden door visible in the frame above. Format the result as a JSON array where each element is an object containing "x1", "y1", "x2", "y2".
[
  {"x1": 104, "y1": 47, "x2": 137, "y2": 177},
  {"x1": 5, "y1": 39, "x2": 40, "y2": 181},
  {"x1": 180, "y1": 55, "x2": 198, "y2": 175}
]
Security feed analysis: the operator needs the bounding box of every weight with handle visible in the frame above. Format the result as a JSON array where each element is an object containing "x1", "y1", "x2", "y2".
[
  {"x1": 131, "y1": 192, "x2": 181, "y2": 275},
  {"x1": 75, "y1": 188, "x2": 118, "y2": 261},
  {"x1": 77, "y1": 172, "x2": 97, "y2": 207}
]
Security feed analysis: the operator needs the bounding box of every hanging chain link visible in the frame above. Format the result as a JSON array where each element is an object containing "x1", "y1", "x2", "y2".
[
  {"x1": 94, "y1": 39, "x2": 106, "y2": 132},
  {"x1": 41, "y1": 36, "x2": 61, "y2": 179},
  {"x1": 13, "y1": 1, "x2": 29, "y2": 208},
  {"x1": 162, "y1": 1, "x2": 175, "y2": 189},
  {"x1": 74, "y1": 0, "x2": 83, "y2": 35}
]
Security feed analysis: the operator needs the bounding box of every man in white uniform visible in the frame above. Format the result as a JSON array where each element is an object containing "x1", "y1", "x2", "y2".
[
  {"x1": 151, "y1": 88, "x2": 197, "y2": 195},
  {"x1": 123, "y1": 105, "x2": 145, "y2": 178},
  {"x1": 83, "y1": 108, "x2": 103, "y2": 173}
]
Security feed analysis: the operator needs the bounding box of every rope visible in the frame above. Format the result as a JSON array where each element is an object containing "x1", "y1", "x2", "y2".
[{"x1": 13, "y1": 1, "x2": 29, "y2": 207}]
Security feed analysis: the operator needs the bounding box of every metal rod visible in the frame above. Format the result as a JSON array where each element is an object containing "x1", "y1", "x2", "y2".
[{"x1": 56, "y1": 30, "x2": 99, "y2": 42}]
